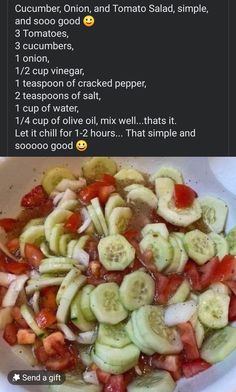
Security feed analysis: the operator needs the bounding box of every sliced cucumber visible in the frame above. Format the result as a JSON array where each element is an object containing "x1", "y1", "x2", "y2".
[
  {"x1": 199, "y1": 196, "x2": 228, "y2": 233},
  {"x1": 98, "y1": 321, "x2": 131, "y2": 348},
  {"x1": 184, "y1": 229, "x2": 215, "y2": 265},
  {"x1": 95, "y1": 342, "x2": 140, "y2": 367},
  {"x1": 140, "y1": 234, "x2": 173, "y2": 271},
  {"x1": 39, "y1": 257, "x2": 78, "y2": 274},
  {"x1": 77, "y1": 235, "x2": 90, "y2": 249},
  {"x1": 20, "y1": 304, "x2": 45, "y2": 337},
  {"x1": 67, "y1": 240, "x2": 77, "y2": 258},
  {"x1": 70, "y1": 290, "x2": 96, "y2": 331},
  {"x1": 127, "y1": 370, "x2": 176, "y2": 392},
  {"x1": 168, "y1": 233, "x2": 188, "y2": 273},
  {"x1": 42, "y1": 166, "x2": 75, "y2": 195},
  {"x1": 98, "y1": 234, "x2": 135, "y2": 271},
  {"x1": 105, "y1": 193, "x2": 125, "y2": 221},
  {"x1": 91, "y1": 349, "x2": 135, "y2": 374},
  {"x1": 120, "y1": 271, "x2": 155, "y2": 311},
  {"x1": 26, "y1": 276, "x2": 64, "y2": 295},
  {"x1": 59, "y1": 234, "x2": 72, "y2": 256},
  {"x1": 124, "y1": 184, "x2": 145, "y2": 192},
  {"x1": 209, "y1": 232, "x2": 229, "y2": 260},
  {"x1": 87, "y1": 205, "x2": 103, "y2": 236},
  {"x1": 40, "y1": 242, "x2": 53, "y2": 258},
  {"x1": 49, "y1": 223, "x2": 64, "y2": 255},
  {"x1": 80, "y1": 285, "x2": 96, "y2": 322},
  {"x1": 57, "y1": 200, "x2": 79, "y2": 211},
  {"x1": 126, "y1": 318, "x2": 154, "y2": 355},
  {"x1": 115, "y1": 168, "x2": 144, "y2": 183},
  {"x1": 154, "y1": 177, "x2": 175, "y2": 199},
  {"x1": 165, "y1": 234, "x2": 182, "y2": 273},
  {"x1": 132, "y1": 311, "x2": 155, "y2": 355},
  {"x1": 91, "y1": 197, "x2": 109, "y2": 236},
  {"x1": 168, "y1": 280, "x2": 190, "y2": 304},
  {"x1": 23, "y1": 218, "x2": 45, "y2": 232},
  {"x1": 201, "y1": 326, "x2": 236, "y2": 364},
  {"x1": 158, "y1": 193, "x2": 202, "y2": 227},
  {"x1": 49, "y1": 380, "x2": 102, "y2": 392},
  {"x1": 209, "y1": 282, "x2": 230, "y2": 296},
  {"x1": 108, "y1": 207, "x2": 132, "y2": 235},
  {"x1": 45, "y1": 209, "x2": 72, "y2": 242},
  {"x1": 127, "y1": 187, "x2": 158, "y2": 209},
  {"x1": 20, "y1": 225, "x2": 45, "y2": 256},
  {"x1": 56, "y1": 268, "x2": 81, "y2": 304},
  {"x1": 198, "y1": 289, "x2": 230, "y2": 329},
  {"x1": 141, "y1": 223, "x2": 169, "y2": 240},
  {"x1": 56, "y1": 274, "x2": 87, "y2": 323},
  {"x1": 195, "y1": 320, "x2": 205, "y2": 348},
  {"x1": 90, "y1": 282, "x2": 128, "y2": 324},
  {"x1": 226, "y1": 227, "x2": 236, "y2": 255},
  {"x1": 151, "y1": 166, "x2": 183, "y2": 184},
  {"x1": 82, "y1": 157, "x2": 117, "y2": 181},
  {"x1": 135, "y1": 305, "x2": 183, "y2": 354}
]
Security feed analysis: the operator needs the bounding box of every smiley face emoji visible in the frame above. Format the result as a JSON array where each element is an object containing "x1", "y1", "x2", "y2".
[
  {"x1": 83, "y1": 15, "x2": 95, "y2": 27},
  {"x1": 76, "y1": 139, "x2": 88, "y2": 152}
]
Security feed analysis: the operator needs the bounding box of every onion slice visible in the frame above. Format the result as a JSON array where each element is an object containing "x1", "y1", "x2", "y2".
[
  {"x1": 78, "y1": 208, "x2": 91, "y2": 234},
  {"x1": 164, "y1": 300, "x2": 197, "y2": 327},
  {"x1": 73, "y1": 247, "x2": 89, "y2": 267},
  {"x1": 77, "y1": 330, "x2": 97, "y2": 345},
  {"x1": 55, "y1": 178, "x2": 86, "y2": 193},
  {"x1": 31, "y1": 291, "x2": 40, "y2": 314},
  {"x1": 2, "y1": 274, "x2": 28, "y2": 307},
  {"x1": 83, "y1": 370, "x2": 99, "y2": 385},
  {"x1": 53, "y1": 192, "x2": 65, "y2": 206},
  {"x1": 0, "y1": 241, "x2": 19, "y2": 262},
  {"x1": 0, "y1": 272, "x2": 16, "y2": 287},
  {"x1": 57, "y1": 323, "x2": 76, "y2": 341}
]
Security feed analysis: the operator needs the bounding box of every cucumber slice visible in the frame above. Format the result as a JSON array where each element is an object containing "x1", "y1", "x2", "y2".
[
  {"x1": 201, "y1": 326, "x2": 236, "y2": 364},
  {"x1": 209, "y1": 282, "x2": 230, "y2": 296},
  {"x1": 126, "y1": 319, "x2": 154, "y2": 355},
  {"x1": 90, "y1": 282, "x2": 128, "y2": 324},
  {"x1": 158, "y1": 193, "x2": 202, "y2": 227},
  {"x1": 120, "y1": 271, "x2": 155, "y2": 311},
  {"x1": 108, "y1": 207, "x2": 132, "y2": 235},
  {"x1": 124, "y1": 184, "x2": 145, "y2": 192},
  {"x1": 195, "y1": 320, "x2": 205, "y2": 348},
  {"x1": 127, "y1": 188, "x2": 158, "y2": 209},
  {"x1": 105, "y1": 193, "x2": 125, "y2": 221},
  {"x1": 23, "y1": 218, "x2": 45, "y2": 232},
  {"x1": 82, "y1": 157, "x2": 117, "y2": 181},
  {"x1": 67, "y1": 240, "x2": 77, "y2": 258},
  {"x1": 91, "y1": 349, "x2": 135, "y2": 374},
  {"x1": 95, "y1": 342, "x2": 140, "y2": 367},
  {"x1": 20, "y1": 304, "x2": 45, "y2": 337},
  {"x1": 209, "y1": 232, "x2": 229, "y2": 260},
  {"x1": 184, "y1": 229, "x2": 215, "y2": 265},
  {"x1": 20, "y1": 225, "x2": 45, "y2": 256},
  {"x1": 98, "y1": 234, "x2": 135, "y2": 271},
  {"x1": 42, "y1": 166, "x2": 75, "y2": 195},
  {"x1": 115, "y1": 168, "x2": 144, "y2": 183},
  {"x1": 140, "y1": 234, "x2": 173, "y2": 271},
  {"x1": 70, "y1": 290, "x2": 96, "y2": 331},
  {"x1": 141, "y1": 223, "x2": 169, "y2": 240},
  {"x1": 135, "y1": 305, "x2": 183, "y2": 354},
  {"x1": 131, "y1": 311, "x2": 155, "y2": 355},
  {"x1": 87, "y1": 205, "x2": 103, "y2": 236},
  {"x1": 165, "y1": 234, "x2": 182, "y2": 273},
  {"x1": 26, "y1": 276, "x2": 64, "y2": 295},
  {"x1": 98, "y1": 321, "x2": 131, "y2": 348},
  {"x1": 127, "y1": 370, "x2": 176, "y2": 392},
  {"x1": 198, "y1": 289, "x2": 230, "y2": 329},
  {"x1": 151, "y1": 166, "x2": 183, "y2": 184},
  {"x1": 169, "y1": 233, "x2": 188, "y2": 273},
  {"x1": 57, "y1": 200, "x2": 79, "y2": 211},
  {"x1": 59, "y1": 234, "x2": 72, "y2": 256},
  {"x1": 49, "y1": 224, "x2": 64, "y2": 255},
  {"x1": 226, "y1": 227, "x2": 236, "y2": 255},
  {"x1": 168, "y1": 280, "x2": 190, "y2": 305},
  {"x1": 154, "y1": 177, "x2": 175, "y2": 198},
  {"x1": 39, "y1": 257, "x2": 80, "y2": 274},
  {"x1": 49, "y1": 381, "x2": 102, "y2": 392},
  {"x1": 45, "y1": 209, "x2": 72, "y2": 242},
  {"x1": 40, "y1": 242, "x2": 53, "y2": 258},
  {"x1": 91, "y1": 197, "x2": 109, "y2": 236},
  {"x1": 56, "y1": 268, "x2": 81, "y2": 304},
  {"x1": 80, "y1": 285, "x2": 96, "y2": 321},
  {"x1": 199, "y1": 196, "x2": 228, "y2": 233}
]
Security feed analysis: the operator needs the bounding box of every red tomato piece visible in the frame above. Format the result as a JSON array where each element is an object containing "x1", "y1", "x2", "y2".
[
  {"x1": 3, "y1": 322, "x2": 18, "y2": 346},
  {"x1": 178, "y1": 322, "x2": 199, "y2": 361},
  {"x1": 34, "y1": 345, "x2": 49, "y2": 364},
  {"x1": 17, "y1": 329, "x2": 36, "y2": 345},
  {"x1": 155, "y1": 274, "x2": 183, "y2": 305},
  {"x1": 199, "y1": 257, "x2": 220, "y2": 289},
  {"x1": 174, "y1": 184, "x2": 196, "y2": 208},
  {"x1": 182, "y1": 359, "x2": 211, "y2": 378},
  {"x1": 7, "y1": 238, "x2": 20, "y2": 255},
  {"x1": 11, "y1": 307, "x2": 28, "y2": 328},
  {"x1": 45, "y1": 343, "x2": 78, "y2": 371},
  {"x1": 138, "y1": 354, "x2": 153, "y2": 373},
  {"x1": 210, "y1": 255, "x2": 236, "y2": 283},
  {"x1": 123, "y1": 230, "x2": 140, "y2": 243},
  {"x1": 84, "y1": 240, "x2": 99, "y2": 260},
  {"x1": 40, "y1": 286, "x2": 58, "y2": 311},
  {"x1": 79, "y1": 182, "x2": 102, "y2": 204},
  {"x1": 98, "y1": 185, "x2": 116, "y2": 205},
  {"x1": 152, "y1": 354, "x2": 182, "y2": 380},
  {"x1": 225, "y1": 280, "x2": 236, "y2": 295},
  {"x1": 184, "y1": 260, "x2": 202, "y2": 291},
  {"x1": 96, "y1": 368, "x2": 111, "y2": 384},
  {"x1": 0, "y1": 218, "x2": 18, "y2": 232},
  {"x1": 101, "y1": 174, "x2": 116, "y2": 186},
  {"x1": 64, "y1": 212, "x2": 81, "y2": 233},
  {"x1": 21, "y1": 185, "x2": 48, "y2": 208},
  {"x1": 104, "y1": 375, "x2": 126, "y2": 392},
  {"x1": 3, "y1": 261, "x2": 29, "y2": 275},
  {"x1": 25, "y1": 244, "x2": 44, "y2": 268},
  {"x1": 36, "y1": 309, "x2": 56, "y2": 329},
  {"x1": 229, "y1": 295, "x2": 236, "y2": 321},
  {"x1": 43, "y1": 332, "x2": 65, "y2": 355},
  {"x1": 104, "y1": 271, "x2": 126, "y2": 285}
]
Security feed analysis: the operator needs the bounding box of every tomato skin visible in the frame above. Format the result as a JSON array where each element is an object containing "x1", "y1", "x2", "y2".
[
  {"x1": 229, "y1": 295, "x2": 236, "y2": 321},
  {"x1": 210, "y1": 255, "x2": 236, "y2": 283},
  {"x1": 44, "y1": 343, "x2": 78, "y2": 372},
  {"x1": 225, "y1": 280, "x2": 236, "y2": 295},
  {"x1": 152, "y1": 354, "x2": 182, "y2": 380},
  {"x1": 178, "y1": 322, "x2": 199, "y2": 361},
  {"x1": 155, "y1": 274, "x2": 183, "y2": 305},
  {"x1": 101, "y1": 174, "x2": 116, "y2": 186},
  {"x1": 25, "y1": 244, "x2": 44, "y2": 268},
  {"x1": 7, "y1": 238, "x2": 20, "y2": 255},
  {"x1": 104, "y1": 375, "x2": 126, "y2": 392},
  {"x1": 79, "y1": 177, "x2": 116, "y2": 205},
  {"x1": 79, "y1": 182, "x2": 102, "y2": 204},
  {"x1": 174, "y1": 184, "x2": 196, "y2": 208},
  {"x1": 199, "y1": 257, "x2": 220, "y2": 289},
  {"x1": 64, "y1": 212, "x2": 81, "y2": 233},
  {"x1": 98, "y1": 185, "x2": 116, "y2": 205},
  {"x1": 11, "y1": 307, "x2": 28, "y2": 328},
  {"x1": 34, "y1": 345, "x2": 49, "y2": 364},
  {"x1": 182, "y1": 359, "x2": 211, "y2": 378},
  {"x1": 0, "y1": 219, "x2": 18, "y2": 232},
  {"x1": 36, "y1": 309, "x2": 56, "y2": 328},
  {"x1": 123, "y1": 230, "x2": 140, "y2": 243},
  {"x1": 96, "y1": 368, "x2": 111, "y2": 384},
  {"x1": 2, "y1": 261, "x2": 29, "y2": 275},
  {"x1": 40, "y1": 286, "x2": 58, "y2": 311},
  {"x1": 3, "y1": 322, "x2": 18, "y2": 346},
  {"x1": 21, "y1": 185, "x2": 48, "y2": 208},
  {"x1": 184, "y1": 260, "x2": 202, "y2": 291}
]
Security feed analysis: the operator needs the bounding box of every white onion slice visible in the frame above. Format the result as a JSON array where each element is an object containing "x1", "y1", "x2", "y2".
[
  {"x1": 2, "y1": 274, "x2": 28, "y2": 307},
  {"x1": 31, "y1": 291, "x2": 40, "y2": 314},
  {"x1": 57, "y1": 323, "x2": 76, "y2": 341},
  {"x1": 77, "y1": 330, "x2": 97, "y2": 345},
  {"x1": 0, "y1": 241, "x2": 19, "y2": 262},
  {"x1": 55, "y1": 178, "x2": 86, "y2": 193},
  {"x1": 30, "y1": 270, "x2": 40, "y2": 279},
  {"x1": 59, "y1": 189, "x2": 77, "y2": 204},
  {"x1": 164, "y1": 300, "x2": 197, "y2": 327},
  {"x1": 73, "y1": 247, "x2": 89, "y2": 267},
  {"x1": 78, "y1": 208, "x2": 92, "y2": 234},
  {"x1": 53, "y1": 192, "x2": 65, "y2": 206},
  {"x1": 0, "y1": 272, "x2": 16, "y2": 287},
  {"x1": 83, "y1": 371, "x2": 99, "y2": 385}
]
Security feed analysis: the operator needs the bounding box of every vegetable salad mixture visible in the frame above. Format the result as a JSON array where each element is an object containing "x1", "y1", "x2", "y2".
[{"x1": 0, "y1": 157, "x2": 236, "y2": 392}]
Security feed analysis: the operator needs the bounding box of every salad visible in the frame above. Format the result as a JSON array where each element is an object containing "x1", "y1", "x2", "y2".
[{"x1": 0, "y1": 157, "x2": 236, "y2": 392}]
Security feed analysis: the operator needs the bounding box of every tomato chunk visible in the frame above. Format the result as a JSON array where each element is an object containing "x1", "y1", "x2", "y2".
[
  {"x1": 182, "y1": 359, "x2": 211, "y2": 378},
  {"x1": 98, "y1": 185, "x2": 116, "y2": 205},
  {"x1": 0, "y1": 219, "x2": 18, "y2": 232},
  {"x1": 40, "y1": 286, "x2": 58, "y2": 311},
  {"x1": 7, "y1": 238, "x2": 20, "y2": 255},
  {"x1": 104, "y1": 375, "x2": 126, "y2": 392},
  {"x1": 152, "y1": 354, "x2": 182, "y2": 380},
  {"x1": 34, "y1": 345, "x2": 49, "y2": 364},
  {"x1": 25, "y1": 244, "x2": 44, "y2": 268},
  {"x1": 3, "y1": 261, "x2": 29, "y2": 275},
  {"x1": 11, "y1": 306, "x2": 28, "y2": 328},
  {"x1": 43, "y1": 332, "x2": 65, "y2": 355},
  {"x1": 225, "y1": 280, "x2": 236, "y2": 295},
  {"x1": 229, "y1": 295, "x2": 236, "y2": 321},
  {"x1": 155, "y1": 274, "x2": 183, "y2": 305},
  {"x1": 36, "y1": 309, "x2": 56, "y2": 329},
  {"x1": 184, "y1": 260, "x2": 202, "y2": 291},
  {"x1": 17, "y1": 329, "x2": 36, "y2": 345},
  {"x1": 174, "y1": 184, "x2": 196, "y2": 208},
  {"x1": 21, "y1": 185, "x2": 48, "y2": 208},
  {"x1": 101, "y1": 174, "x2": 116, "y2": 186},
  {"x1": 199, "y1": 257, "x2": 220, "y2": 289},
  {"x1": 64, "y1": 212, "x2": 81, "y2": 233},
  {"x1": 96, "y1": 368, "x2": 111, "y2": 384},
  {"x1": 79, "y1": 182, "x2": 102, "y2": 204},
  {"x1": 210, "y1": 255, "x2": 236, "y2": 283},
  {"x1": 178, "y1": 322, "x2": 199, "y2": 361},
  {"x1": 3, "y1": 322, "x2": 18, "y2": 346}
]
